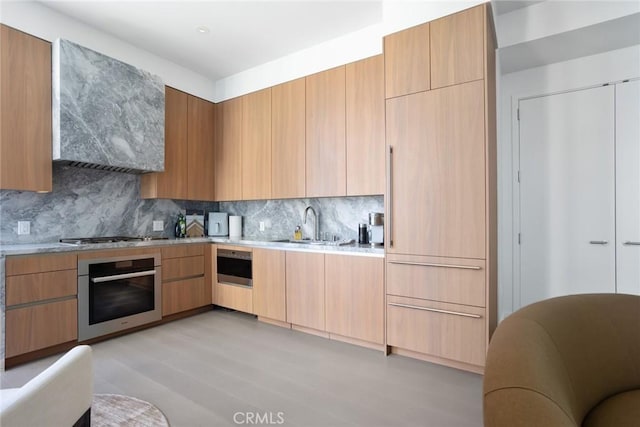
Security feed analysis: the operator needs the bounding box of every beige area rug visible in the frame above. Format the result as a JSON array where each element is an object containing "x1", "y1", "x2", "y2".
[{"x1": 92, "y1": 394, "x2": 170, "y2": 427}]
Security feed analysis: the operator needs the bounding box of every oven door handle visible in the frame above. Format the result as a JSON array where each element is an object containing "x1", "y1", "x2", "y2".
[{"x1": 91, "y1": 270, "x2": 156, "y2": 283}]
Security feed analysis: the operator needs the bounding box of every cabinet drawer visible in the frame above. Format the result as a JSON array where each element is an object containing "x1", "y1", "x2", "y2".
[
  {"x1": 6, "y1": 270, "x2": 77, "y2": 306},
  {"x1": 162, "y1": 277, "x2": 210, "y2": 316},
  {"x1": 386, "y1": 255, "x2": 485, "y2": 307},
  {"x1": 5, "y1": 299, "x2": 78, "y2": 358},
  {"x1": 6, "y1": 253, "x2": 77, "y2": 275},
  {"x1": 387, "y1": 295, "x2": 486, "y2": 367},
  {"x1": 161, "y1": 244, "x2": 205, "y2": 259},
  {"x1": 215, "y1": 283, "x2": 253, "y2": 314},
  {"x1": 162, "y1": 255, "x2": 204, "y2": 282}
]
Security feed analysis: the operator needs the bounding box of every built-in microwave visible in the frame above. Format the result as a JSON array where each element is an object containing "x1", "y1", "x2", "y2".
[{"x1": 217, "y1": 248, "x2": 252, "y2": 287}]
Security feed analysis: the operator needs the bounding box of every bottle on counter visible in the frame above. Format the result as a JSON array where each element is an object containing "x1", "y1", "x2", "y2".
[
  {"x1": 175, "y1": 213, "x2": 186, "y2": 238},
  {"x1": 294, "y1": 225, "x2": 302, "y2": 240}
]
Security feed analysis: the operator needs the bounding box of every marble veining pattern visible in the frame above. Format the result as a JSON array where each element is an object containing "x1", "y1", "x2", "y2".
[
  {"x1": 52, "y1": 39, "x2": 165, "y2": 172},
  {"x1": 219, "y1": 196, "x2": 384, "y2": 241},
  {"x1": 0, "y1": 164, "x2": 217, "y2": 245}
]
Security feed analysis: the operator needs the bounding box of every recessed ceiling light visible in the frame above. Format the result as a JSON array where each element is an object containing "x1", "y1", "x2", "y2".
[{"x1": 196, "y1": 26, "x2": 210, "y2": 35}]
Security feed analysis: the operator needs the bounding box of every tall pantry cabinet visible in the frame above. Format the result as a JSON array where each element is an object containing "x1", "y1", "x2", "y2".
[{"x1": 384, "y1": 4, "x2": 497, "y2": 373}]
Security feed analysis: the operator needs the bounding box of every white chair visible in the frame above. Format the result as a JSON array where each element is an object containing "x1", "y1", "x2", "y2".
[{"x1": 0, "y1": 345, "x2": 93, "y2": 427}]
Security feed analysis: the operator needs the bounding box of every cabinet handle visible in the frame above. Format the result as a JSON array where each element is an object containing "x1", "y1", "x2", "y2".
[
  {"x1": 623, "y1": 241, "x2": 640, "y2": 246},
  {"x1": 91, "y1": 270, "x2": 156, "y2": 283},
  {"x1": 388, "y1": 302, "x2": 482, "y2": 319},
  {"x1": 388, "y1": 260, "x2": 482, "y2": 270},
  {"x1": 589, "y1": 240, "x2": 609, "y2": 245},
  {"x1": 387, "y1": 145, "x2": 393, "y2": 247}
]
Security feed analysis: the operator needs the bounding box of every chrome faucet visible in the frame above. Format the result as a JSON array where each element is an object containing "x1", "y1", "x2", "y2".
[{"x1": 303, "y1": 206, "x2": 319, "y2": 241}]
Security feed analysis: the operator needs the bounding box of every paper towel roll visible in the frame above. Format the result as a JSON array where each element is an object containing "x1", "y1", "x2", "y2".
[{"x1": 229, "y1": 216, "x2": 242, "y2": 238}]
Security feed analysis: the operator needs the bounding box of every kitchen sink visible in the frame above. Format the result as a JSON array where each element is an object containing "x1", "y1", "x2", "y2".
[{"x1": 269, "y1": 238, "x2": 355, "y2": 246}]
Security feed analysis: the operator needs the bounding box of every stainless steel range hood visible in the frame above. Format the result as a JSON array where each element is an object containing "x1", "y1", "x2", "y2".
[{"x1": 52, "y1": 39, "x2": 165, "y2": 173}]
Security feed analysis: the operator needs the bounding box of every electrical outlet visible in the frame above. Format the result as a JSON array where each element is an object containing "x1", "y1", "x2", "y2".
[
  {"x1": 259, "y1": 221, "x2": 265, "y2": 232},
  {"x1": 152, "y1": 220, "x2": 164, "y2": 232},
  {"x1": 17, "y1": 221, "x2": 30, "y2": 235}
]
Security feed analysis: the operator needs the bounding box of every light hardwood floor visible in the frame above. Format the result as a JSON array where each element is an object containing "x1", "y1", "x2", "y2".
[{"x1": 1, "y1": 309, "x2": 483, "y2": 426}]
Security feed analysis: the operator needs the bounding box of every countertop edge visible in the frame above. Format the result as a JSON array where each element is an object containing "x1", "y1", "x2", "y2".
[{"x1": 0, "y1": 237, "x2": 385, "y2": 258}]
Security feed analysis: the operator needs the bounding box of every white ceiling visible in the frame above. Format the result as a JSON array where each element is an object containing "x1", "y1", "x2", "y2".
[
  {"x1": 491, "y1": 0, "x2": 544, "y2": 15},
  {"x1": 39, "y1": 1, "x2": 383, "y2": 81}
]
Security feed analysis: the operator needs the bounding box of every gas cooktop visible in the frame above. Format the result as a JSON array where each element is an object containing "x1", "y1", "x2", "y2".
[{"x1": 60, "y1": 236, "x2": 169, "y2": 245}]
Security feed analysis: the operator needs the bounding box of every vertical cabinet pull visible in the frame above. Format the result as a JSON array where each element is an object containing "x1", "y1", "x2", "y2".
[{"x1": 387, "y1": 146, "x2": 393, "y2": 247}]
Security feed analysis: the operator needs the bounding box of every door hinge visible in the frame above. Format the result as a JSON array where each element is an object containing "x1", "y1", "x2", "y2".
[
  {"x1": 517, "y1": 170, "x2": 521, "y2": 183},
  {"x1": 517, "y1": 108, "x2": 520, "y2": 121},
  {"x1": 518, "y1": 233, "x2": 521, "y2": 245}
]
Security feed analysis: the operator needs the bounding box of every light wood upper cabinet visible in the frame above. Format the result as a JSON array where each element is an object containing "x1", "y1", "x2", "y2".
[
  {"x1": 286, "y1": 251, "x2": 325, "y2": 331},
  {"x1": 384, "y1": 22, "x2": 430, "y2": 99},
  {"x1": 141, "y1": 89, "x2": 215, "y2": 201},
  {"x1": 253, "y1": 248, "x2": 286, "y2": 322},
  {"x1": 214, "y1": 98, "x2": 243, "y2": 201},
  {"x1": 325, "y1": 254, "x2": 384, "y2": 345},
  {"x1": 305, "y1": 66, "x2": 346, "y2": 198},
  {"x1": 346, "y1": 55, "x2": 385, "y2": 196},
  {"x1": 386, "y1": 80, "x2": 486, "y2": 259},
  {"x1": 141, "y1": 87, "x2": 189, "y2": 199},
  {"x1": 187, "y1": 96, "x2": 216, "y2": 201},
  {"x1": 430, "y1": 5, "x2": 485, "y2": 89},
  {"x1": 271, "y1": 78, "x2": 306, "y2": 199},
  {"x1": 242, "y1": 88, "x2": 272, "y2": 200},
  {"x1": 0, "y1": 24, "x2": 52, "y2": 192}
]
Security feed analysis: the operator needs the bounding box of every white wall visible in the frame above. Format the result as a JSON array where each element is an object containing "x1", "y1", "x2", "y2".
[
  {"x1": 497, "y1": 44, "x2": 640, "y2": 320},
  {"x1": 215, "y1": 0, "x2": 485, "y2": 100},
  {"x1": 0, "y1": 1, "x2": 217, "y2": 102},
  {"x1": 1, "y1": 0, "x2": 487, "y2": 102}
]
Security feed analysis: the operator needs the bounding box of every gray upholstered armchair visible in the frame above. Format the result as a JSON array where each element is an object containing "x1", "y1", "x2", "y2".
[{"x1": 483, "y1": 294, "x2": 640, "y2": 426}]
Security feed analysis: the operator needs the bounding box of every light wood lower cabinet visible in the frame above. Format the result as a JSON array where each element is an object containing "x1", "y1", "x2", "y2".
[
  {"x1": 215, "y1": 283, "x2": 253, "y2": 314},
  {"x1": 162, "y1": 277, "x2": 209, "y2": 317},
  {"x1": 325, "y1": 254, "x2": 384, "y2": 345},
  {"x1": 160, "y1": 244, "x2": 210, "y2": 316},
  {"x1": 4, "y1": 253, "x2": 78, "y2": 359},
  {"x1": 386, "y1": 254, "x2": 485, "y2": 307},
  {"x1": 286, "y1": 251, "x2": 325, "y2": 331},
  {"x1": 6, "y1": 299, "x2": 78, "y2": 358},
  {"x1": 386, "y1": 295, "x2": 486, "y2": 368},
  {"x1": 253, "y1": 248, "x2": 286, "y2": 322}
]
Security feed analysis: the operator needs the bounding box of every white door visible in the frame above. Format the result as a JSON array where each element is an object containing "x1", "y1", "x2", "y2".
[
  {"x1": 616, "y1": 80, "x2": 640, "y2": 295},
  {"x1": 519, "y1": 85, "x2": 616, "y2": 307}
]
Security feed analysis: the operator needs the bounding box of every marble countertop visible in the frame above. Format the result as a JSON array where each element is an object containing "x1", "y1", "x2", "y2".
[{"x1": 0, "y1": 237, "x2": 384, "y2": 258}]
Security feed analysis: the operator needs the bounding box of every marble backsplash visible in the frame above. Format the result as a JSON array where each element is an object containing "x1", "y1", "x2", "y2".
[
  {"x1": 0, "y1": 164, "x2": 383, "y2": 244},
  {"x1": 219, "y1": 196, "x2": 384, "y2": 241},
  {"x1": 0, "y1": 164, "x2": 216, "y2": 245}
]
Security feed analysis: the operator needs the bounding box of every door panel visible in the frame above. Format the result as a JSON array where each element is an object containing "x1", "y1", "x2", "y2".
[
  {"x1": 616, "y1": 80, "x2": 640, "y2": 295},
  {"x1": 519, "y1": 85, "x2": 616, "y2": 307},
  {"x1": 386, "y1": 81, "x2": 485, "y2": 258}
]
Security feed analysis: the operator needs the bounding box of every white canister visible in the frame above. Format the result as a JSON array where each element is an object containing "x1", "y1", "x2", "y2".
[{"x1": 229, "y1": 215, "x2": 242, "y2": 238}]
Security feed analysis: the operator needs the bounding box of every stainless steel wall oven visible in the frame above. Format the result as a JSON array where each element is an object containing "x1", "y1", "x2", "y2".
[{"x1": 78, "y1": 253, "x2": 161, "y2": 341}]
